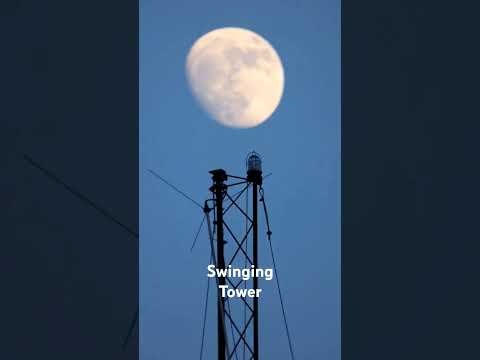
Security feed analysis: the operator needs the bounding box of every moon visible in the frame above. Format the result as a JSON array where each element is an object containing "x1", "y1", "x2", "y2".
[{"x1": 186, "y1": 27, "x2": 285, "y2": 128}]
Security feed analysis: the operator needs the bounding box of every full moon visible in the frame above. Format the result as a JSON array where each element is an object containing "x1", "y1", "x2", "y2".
[{"x1": 186, "y1": 27, "x2": 284, "y2": 128}]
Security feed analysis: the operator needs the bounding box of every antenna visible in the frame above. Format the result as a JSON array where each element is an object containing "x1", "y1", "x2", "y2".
[{"x1": 198, "y1": 152, "x2": 294, "y2": 360}]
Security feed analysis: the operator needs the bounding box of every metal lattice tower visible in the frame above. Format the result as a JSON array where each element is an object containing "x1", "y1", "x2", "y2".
[{"x1": 203, "y1": 151, "x2": 263, "y2": 360}]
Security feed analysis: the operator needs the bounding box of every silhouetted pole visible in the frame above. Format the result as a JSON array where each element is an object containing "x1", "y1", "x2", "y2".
[
  {"x1": 210, "y1": 169, "x2": 227, "y2": 360},
  {"x1": 246, "y1": 152, "x2": 262, "y2": 360},
  {"x1": 253, "y1": 180, "x2": 259, "y2": 360}
]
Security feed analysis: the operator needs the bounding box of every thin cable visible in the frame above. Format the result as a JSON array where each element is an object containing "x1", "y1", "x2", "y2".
[
  {"x1": 148, "y1": 169, "x2": 203, "y2": 209},
  {"x1": 229, "y1": 184, "x2": 248, "y2": 201},
  {"x1": 199, "y1": 255, "x2": 212, "y2": 360},
  {"x1": 190, "y1": 215, "x2": 206, "y2": 252},
  {"x1": 267, "y1": 236, "x2": 295, "y2": 360},
  {"x1": 23, "y1": 153, "x2": 140, "y2": 350},
  {"x1": 122, "y1": 306, "x2": 138, "y2": 350},
  {"x1": 227, "y1": 298, "x2": 240, "y2": 360},
  {"x1": 261, "y1": 189, "x2": 295, "y2": 360},
  {"x1": 24, "y1": 154, "x2": 138, "y2": 239}
]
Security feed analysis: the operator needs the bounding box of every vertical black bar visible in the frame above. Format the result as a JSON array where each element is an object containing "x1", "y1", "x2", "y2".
[
  {"x1": 2, "y1": 1, "x2": 138, "y2": 359},
  {"x1": 215, "y1": 178, "x2": 227, "y2": 360},
  {"x1": 343, "y1": 1, "x2": 480, "y2": 359},
  {"x1": 252, "y1": 182, "x2": 259, "y2": 360}
]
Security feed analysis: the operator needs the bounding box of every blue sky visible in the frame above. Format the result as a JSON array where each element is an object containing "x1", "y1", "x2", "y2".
[{"x1": 140, "y1": 0, "x2": 340, "y2": 358}]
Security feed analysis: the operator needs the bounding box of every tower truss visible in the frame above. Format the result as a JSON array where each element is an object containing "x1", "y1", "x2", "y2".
[{"x1": 202, "y1": 152, "x2": 264, "y2": 360}]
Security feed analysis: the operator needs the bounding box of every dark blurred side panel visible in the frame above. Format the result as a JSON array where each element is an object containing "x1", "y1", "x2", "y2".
[
  {"x1": 1, "y1": 1, "x2": 139, "y2": 359},
  {"x1": 342, "y1": 0, "x2": 480, "y2": 359}
]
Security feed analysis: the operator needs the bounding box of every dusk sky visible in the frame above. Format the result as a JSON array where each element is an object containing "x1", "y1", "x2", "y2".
[{"x1": 140, "y1": 0, "x2": 340, "y2": 358}]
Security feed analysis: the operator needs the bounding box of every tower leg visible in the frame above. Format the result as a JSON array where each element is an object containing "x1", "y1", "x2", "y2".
[
  {"x1": 253, "y1": 182, "x2": 259, "y2": 360},
  {"x1": 214, "y1": 176, "x2": 227, "y2": 360}
]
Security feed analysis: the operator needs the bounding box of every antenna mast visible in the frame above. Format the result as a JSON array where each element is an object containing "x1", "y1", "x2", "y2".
[{"x1": 206, "y1": 152, "x2": 263, "y2": 360}]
